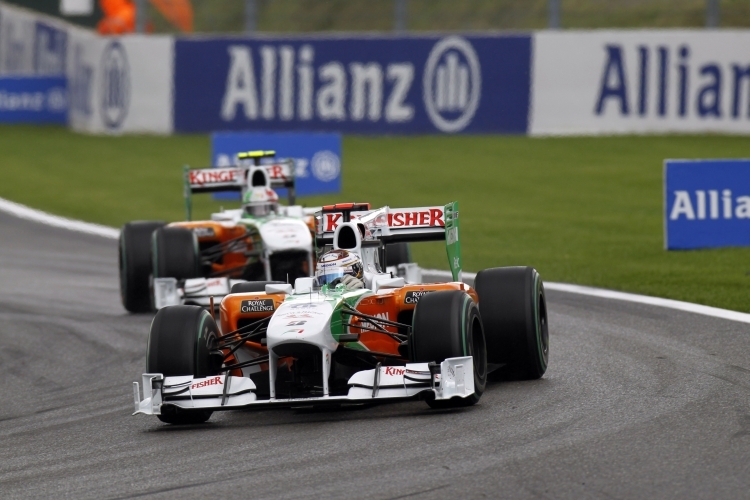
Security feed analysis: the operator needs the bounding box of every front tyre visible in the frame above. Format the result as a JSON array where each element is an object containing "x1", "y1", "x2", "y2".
[
  {"x1": 474, "y1": 266, "x2": 549, "y2": 380},
  {"x1": 151, "y1": 226, "x2": 201, "y2": 280},
  {"x1": 411, "y1": 291, "x2": 487, "y2": 408},
  {"x1": 119, "y1": 221, "x2": 165, "y2": 313},
  {"x1": 147, "y1": 305, "x2": 220, "y2": 424}
]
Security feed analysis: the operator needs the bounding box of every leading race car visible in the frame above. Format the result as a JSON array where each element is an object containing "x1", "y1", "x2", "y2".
[
  {"x1": 119, "y1": 151, "x2": 319, "y2": 313},
  {"x1": 133, "y1": 201, "x2": 549, "y2": 424}
]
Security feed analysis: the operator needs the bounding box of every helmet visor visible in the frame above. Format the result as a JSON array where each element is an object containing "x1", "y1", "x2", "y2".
[
  {"x1": 315, "y1": 267, "x2": 346, "y2": 287},
  {"x1": 245, "y1": 204, "x2": 270, "y2": 217}
]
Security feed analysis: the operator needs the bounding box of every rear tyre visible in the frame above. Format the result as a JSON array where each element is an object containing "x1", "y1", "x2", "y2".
[
  {"x1": 147, "y1": 305, "x2": 220, "y2": 424},
  {"x1": 119, "y1": 221, "x2": 165, "y2": 313},
  {"x1": 474, "y1": 267, "x2": 548, "y2": 380},
  {"x1": 231, "y1": 281, "x2": 285, "y2": 294},
  {"x1": 411, "y1": 291, "x2": 487, "y2": 409},
  {"x1": 152, "y1": 226, "x2": 201, "y2": 280}
]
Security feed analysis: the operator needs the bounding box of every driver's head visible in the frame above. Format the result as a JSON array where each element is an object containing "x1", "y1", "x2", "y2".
[
  {"x1": 242, "y1": 187, "x2": 279, "y2": 217},
  {"x1": 315, "y1": 249, "x2": 364, "y2": 287}
]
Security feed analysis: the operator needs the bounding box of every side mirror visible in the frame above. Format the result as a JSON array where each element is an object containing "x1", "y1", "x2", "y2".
[
  {"x1": 266, "y1": 283, "x2": 293, "y2": 295},
  {"x1": 372, "y1": 276, "x2": 405, "y2": 293},
  {"x1": 294, "y1": 277, "x2": 315, "y2": 294}
]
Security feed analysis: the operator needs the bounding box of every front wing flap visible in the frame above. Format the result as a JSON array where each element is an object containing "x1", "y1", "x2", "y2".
[
  {"x1": 152, "y1": 277, "x2": 247, "y2": 310},
  {"x1": 133, "y1": 356, "x2": 474, "y2": 415}
]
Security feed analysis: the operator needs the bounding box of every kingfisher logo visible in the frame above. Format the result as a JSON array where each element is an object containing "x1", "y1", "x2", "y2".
[
  {"x1": 100, "y1": 41, "x2": 130, "y2": 130},
  {"x1": 423, "y1": 36, "x2": 482, "y2": 133}
]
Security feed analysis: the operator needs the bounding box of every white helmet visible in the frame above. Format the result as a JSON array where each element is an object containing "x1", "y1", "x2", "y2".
[
  {"x1": 243, "y1": 187, "x2": 279, "y2": 217},
  {"x1": 315, "y1": 249, "x2": 364, "y2": 287}
]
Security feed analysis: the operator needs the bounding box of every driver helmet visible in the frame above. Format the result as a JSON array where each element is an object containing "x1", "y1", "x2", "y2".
[
  {"x1": 315, "y1": 249, "x2": 364, "y2": 287},
  {"x1": 242, "y1": 187, "x2": 279, "y2": 217}
]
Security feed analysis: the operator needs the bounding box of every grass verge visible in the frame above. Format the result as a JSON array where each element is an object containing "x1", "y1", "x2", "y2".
[{"x1": 2, "y1": 125, "x2": 749, "y2": 311}]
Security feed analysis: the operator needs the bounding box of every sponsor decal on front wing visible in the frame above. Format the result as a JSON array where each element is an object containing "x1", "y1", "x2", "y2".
[{"x1": 191, "y1": 376, "x2": 223, "y2": 390}]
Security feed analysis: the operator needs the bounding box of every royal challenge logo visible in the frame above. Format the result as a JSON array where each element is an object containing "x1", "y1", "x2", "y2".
[
  {"x1": 423, "y1": 36, "x2": 482, "y2": 133},
  {"x1": 100, "y1": 41, "x2": 130, "y2": 130}
]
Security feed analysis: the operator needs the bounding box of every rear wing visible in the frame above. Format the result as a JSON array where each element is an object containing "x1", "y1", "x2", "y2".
[
  {"x1": 315, "y1": 201, "x2": 462, "y2": 281},
  {"x1": 182, "y1": 151, "x2": 295, "y2": 220}
]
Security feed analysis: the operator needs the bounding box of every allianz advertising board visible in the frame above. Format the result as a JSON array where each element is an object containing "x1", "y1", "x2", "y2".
[
  {"x1": 665, "y1": 160, "x2": 750, "y2": 249},
  {"x1": 532, "y1": 31, "x2": 750, "y2": 135},
  {"x1": 212, "y1": 132, "x2": 341, "y2": 198},
  {"x1": 174, "y1": 35, "x2": 531, "y2": 134},
  {"x1": 0, "y1": 77, "x2": 67, "y2": 123}
]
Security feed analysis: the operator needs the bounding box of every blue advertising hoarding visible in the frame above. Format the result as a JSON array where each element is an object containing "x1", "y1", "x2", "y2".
[
  {"x1": 0, "y1": 77, "x2": 67, "y2": 124},
  {"x1": 665, "y1": 159, "x2": 750, "y2": 249},
  {"x1": 211, "y1": 131, "x2": 341, "y2": 199},
  {"x1": 175, "y1": 34, "x2": 531, "y2": 134}
]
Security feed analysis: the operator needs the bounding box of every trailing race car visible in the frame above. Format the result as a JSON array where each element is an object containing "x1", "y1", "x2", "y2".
[
  {"x1": 119, "y1": 151, "x2": 319, "y2": 313},
  {"x1": 133, "y1": 201, "x2": 549, "y2": 424}
]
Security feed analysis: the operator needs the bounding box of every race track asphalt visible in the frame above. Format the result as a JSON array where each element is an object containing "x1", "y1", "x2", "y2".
[{"x1": 0, "y1": 212, "x2": 749, "y2": 499}]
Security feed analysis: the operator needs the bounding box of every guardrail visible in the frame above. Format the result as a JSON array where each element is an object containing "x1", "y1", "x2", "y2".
[{"x1": 3, "y1": 1, "x2": 750, "y2": 135}]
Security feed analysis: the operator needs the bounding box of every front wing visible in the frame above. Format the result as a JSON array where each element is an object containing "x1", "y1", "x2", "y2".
[
  {"x1": 133, "y1": 357, "x2": 474, "y2": 415},
  {"x1": 152, "y1": 277, "x2": 246, "y2": 310}
]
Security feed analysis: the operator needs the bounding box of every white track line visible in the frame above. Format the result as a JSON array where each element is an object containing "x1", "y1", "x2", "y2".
[
  {"x1": 0, "y1": 197, "x2": 119, "y2": 239},
  {"x1": 1, "y1": 196, "x2": 748, "y2": 324}
]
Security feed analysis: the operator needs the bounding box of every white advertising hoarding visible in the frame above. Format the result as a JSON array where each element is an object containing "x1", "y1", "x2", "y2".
[
  {"x1": 531, "y1": 30, "x2": 750, "y2": 136},
  {"x1": 0, "y1": 4, "x2": 35, "y2": 75},
  {"x1": 67, "y1": 32, "x2": 173, "y2": 134}
]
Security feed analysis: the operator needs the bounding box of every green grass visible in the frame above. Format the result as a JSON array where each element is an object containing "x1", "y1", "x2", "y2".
[
  {"x1": 147, "y1": 0, "x2": 750, "y2": 34},
  {"x1": 2, "y1": 125, "x2": 750, "y2": 312}
]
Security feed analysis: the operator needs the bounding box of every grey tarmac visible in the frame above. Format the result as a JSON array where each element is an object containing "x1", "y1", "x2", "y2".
[{"x1": 0, "y1": 212, "x2": 748, "y2": 499}]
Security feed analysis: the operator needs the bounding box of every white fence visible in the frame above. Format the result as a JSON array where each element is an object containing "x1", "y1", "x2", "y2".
[
  {"x1": 531, "y1": 30, "x2": 750, "y2": 136},
  {"x1": 0, "y1": 2, "x2": 173, "y2": 134},
  {"x1": 3, "y1": 1, "x2": 750, "y2": 136}
]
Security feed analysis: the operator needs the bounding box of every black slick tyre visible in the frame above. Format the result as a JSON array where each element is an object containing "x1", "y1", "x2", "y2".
[
  {"x1": 147, "y1": 305, "x2": 220, "y2": 424},
  {"x1": 119, "y1": 221, "x2": 165, "y2": 313},
  {"x1": 152, "y1": 226, "x2": 201, "y2": 280},
  {"x1": 411, "y1": 290, "x2": 487, "y2": 409},
  {"x1": 474, "y1": 266, "x2": 549, "y2": 380},
  {"x1": 231, "y1": 281, "x2": 285, "y2": 294}
]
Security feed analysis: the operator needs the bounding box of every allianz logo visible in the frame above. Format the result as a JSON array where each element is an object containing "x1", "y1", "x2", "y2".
[
  {"x1": 100, "y1": 41, "x2": 130, "y2": 130},
  {"x1": 596, "y1": 44, "x2": 750, "y2": 120},
  {"x1": 669, "y1": 190, "x2": 750, "y2": 220},
  {"x1": 221, "y1": 36, "x2": 481, "y2": 132}
]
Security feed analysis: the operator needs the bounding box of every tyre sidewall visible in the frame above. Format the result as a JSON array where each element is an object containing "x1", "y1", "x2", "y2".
[
  {"x1": 475, "y1": 266, "x2": 548, "y2": 380},
  {"x1": 147, "y1": 305, "x2": 219, "y2": 378},
  {"x1": 412, "y1": 291, "x2": 487, "y2": 406},
  {"x1": 120, "y1": 221, "x2": 165, "y2": 312},
  {"x1": 151, "y1": 227, "x2": 200, "y2": 280}
]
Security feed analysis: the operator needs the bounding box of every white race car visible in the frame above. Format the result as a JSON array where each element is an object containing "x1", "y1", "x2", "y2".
[
  {"x1": 133, "y1": 202, "x2": 549, "y2": 424},
  {"x1": 119, "y1": 151, "x2": 318, "y2": 312}
]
